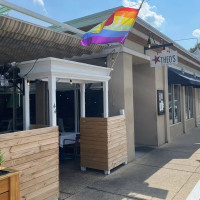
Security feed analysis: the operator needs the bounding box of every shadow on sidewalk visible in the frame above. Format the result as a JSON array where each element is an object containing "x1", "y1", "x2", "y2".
[{"x1": 60, "y1": 127, "x2": 200, "y2": 200}]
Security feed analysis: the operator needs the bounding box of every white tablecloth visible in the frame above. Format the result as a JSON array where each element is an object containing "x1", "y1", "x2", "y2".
[{"x1": 59, "y1": 132, "x2": 80, "y2": 148}]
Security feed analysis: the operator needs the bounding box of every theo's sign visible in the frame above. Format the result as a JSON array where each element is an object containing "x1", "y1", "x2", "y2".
[{"x1": 150, "y1": 51, "x2": 178, "y2": 67}]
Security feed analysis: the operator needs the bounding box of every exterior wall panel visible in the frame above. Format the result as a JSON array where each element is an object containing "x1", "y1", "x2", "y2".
[
  {"x1": 133, "y1": 63, "x2": 158, "y2": 146},
  {"x1": 108, "y1": 53, "x2": 135, "y2": 162},
  {"x1": 186, "y1": 118, "x2": 195, "y2": 132},
  {"x1": 170, "y1": 123, "x2": 184, "y2": 139}
]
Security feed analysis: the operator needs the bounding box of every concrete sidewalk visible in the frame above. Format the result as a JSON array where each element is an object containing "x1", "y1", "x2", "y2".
[{"x1": 61, "y1": 127, "x2": 200, "y2": 200}]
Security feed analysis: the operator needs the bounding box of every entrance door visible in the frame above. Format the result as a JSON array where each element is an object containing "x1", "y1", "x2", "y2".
[{"x1": 56, "y1": 83, "x2": 80, "y2": 132}]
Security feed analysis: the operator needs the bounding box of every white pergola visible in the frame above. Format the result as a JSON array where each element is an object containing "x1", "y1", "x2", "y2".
[{"x1": 19, "y1": 57, "x2": 112, "y2": 130}]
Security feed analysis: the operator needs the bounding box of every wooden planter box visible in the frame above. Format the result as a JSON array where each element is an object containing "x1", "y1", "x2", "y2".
[
  {"x1": 0, "y1": 169, "x2": 20, "y2": 200},
  {"x1": 80, "y1": 115, "x2": 128, "y2": 174}
]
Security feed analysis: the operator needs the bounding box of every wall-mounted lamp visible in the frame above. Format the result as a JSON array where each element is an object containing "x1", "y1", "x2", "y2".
[
  {"x1": 147, "y1": 37, "x2": 151, "y2": 49},
  {"x1": 144, "y1": 32, "x2": 174, "y2": 54},
  {"x1": 70, "y1": 79, "x2": 73, "y2": 85}
]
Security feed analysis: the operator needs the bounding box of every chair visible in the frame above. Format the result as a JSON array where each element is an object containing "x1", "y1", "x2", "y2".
[
  {"x1": 74, "y1": 134, "x2": 80, "y2": 159},
  {"x1": 63, "y1": 134, "x2": 80, "y2": 160}
]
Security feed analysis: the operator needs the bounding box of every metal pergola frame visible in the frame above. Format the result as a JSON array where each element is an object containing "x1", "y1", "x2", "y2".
[{"x1": 0, "y1": 0, "x2": 85, "y2": 36}]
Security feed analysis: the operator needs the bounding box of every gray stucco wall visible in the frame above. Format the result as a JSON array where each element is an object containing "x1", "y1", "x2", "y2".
[
  {"x1": 108, "y1": 52, "x2": 135, "y2": 162},
  {"x1": 170, "y1": 123, "x2": 184, "y2": 139},
  {"x1": 133, "y1": 63, "x2": 158, "y2": 146},
  {"x1": 186, "y1": 118, "x2": 195, "y2": 132}
]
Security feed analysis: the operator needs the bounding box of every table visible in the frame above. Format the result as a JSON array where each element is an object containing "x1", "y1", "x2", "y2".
[{"x1": 59, "y1": 132, "x2": 80, "y2": 148}]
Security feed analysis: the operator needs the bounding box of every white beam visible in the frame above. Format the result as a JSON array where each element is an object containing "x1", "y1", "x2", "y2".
[
  {"x1": 80, "y1": 83, "x2": 85, "y2": 118},
  {"x1": 23, "y1": 78, "x2": 30, "y2": 130},
  {"x1": 194, "y1": 88, "x2": 199, "y2": 127},
  {"x1": 48, "y1": 76, "x2": 57, "y2": 126},
  {"x1": 103, "y1": 81, "x2": 109, "y2": 118},
  {"x1": 74, "y1": 84, "x2": 78, "y2": 132},
  {"x1": 0, "y1": 0, "x2": 85, "y2": 35}
]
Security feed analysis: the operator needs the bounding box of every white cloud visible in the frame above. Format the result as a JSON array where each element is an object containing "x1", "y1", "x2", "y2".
[
  {"x1": 33, "y1": 0, "x2": 47, "y2": 15},
  {"x1": 123, "y1": 0, "x2": 165, "y2": 28},
  {"x1": 192, "y1": 29, "x2": 200, "y2": 38}
]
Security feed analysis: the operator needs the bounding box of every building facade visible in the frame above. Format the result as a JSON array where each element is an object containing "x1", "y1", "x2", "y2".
[{"x1": 66, "y1": 7, "x2": 200, "y2": 162}]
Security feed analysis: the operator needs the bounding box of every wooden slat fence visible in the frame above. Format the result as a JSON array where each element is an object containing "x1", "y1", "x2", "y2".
[
  {"x1": 0, "y1": 126, "x2": 59, "y2": 200},
  {"x1": 80, "y1": 115, "x2": 128, "y2": 172}
]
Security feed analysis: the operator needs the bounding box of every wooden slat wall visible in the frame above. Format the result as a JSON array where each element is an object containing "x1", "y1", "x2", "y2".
[
  {"x1": 0, "y1": 127, "x2": 59, "y2": 200},
  {"x1": 80, "y1": 115, "x2": 128, "y2": 171}
]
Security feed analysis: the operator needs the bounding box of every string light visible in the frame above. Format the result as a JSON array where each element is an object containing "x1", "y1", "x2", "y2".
[
  {"x1": 27, "y1": 80, "x2": 30, "y2": 86},
  {"x1": 111, "y1": 57, "x2": 115, "y2": 63}
]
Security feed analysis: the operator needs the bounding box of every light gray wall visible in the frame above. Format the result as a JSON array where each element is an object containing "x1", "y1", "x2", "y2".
[
  {"x1": 155, "y1": 67, "x2": 167, "y2": 146},
  {"x1": 108, "y1": 52, "x2": 135, "y2": 162},
  {"x1": 186, "y1": 118, "x2": 195, "y2": 131},
  {"x1": 170, "y1": 123, "x2": 183, "y2": 139},
  {"x1": 133, "y1": 63, "x2": 158, "y2": 146}
]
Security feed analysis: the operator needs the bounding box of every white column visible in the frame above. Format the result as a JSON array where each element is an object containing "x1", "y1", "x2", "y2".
[
  {"x1": 182, "y1": 86, "x2": 187, "y2": 132},
  {"x1": 103, "y1": 81, "x2": 109, "y2": 118},
  {"x1": 194, "y1": 88, "x2": 198, "y2": 127},
  {"x1": 23, "y1": 78, "x2": 30, "y2": 130},
  {"x1": 163, "y1": 66, "x2": 171, "y2": 142},
  {"x1": 74, "y1": 84, "x2": 78, "y2": 132},
  {"x1": 48, "y1": 76, "x2": 57, "y2": 126},
  {"x1": 80, "y1": 83, "x2": 85, "y2": 118}
]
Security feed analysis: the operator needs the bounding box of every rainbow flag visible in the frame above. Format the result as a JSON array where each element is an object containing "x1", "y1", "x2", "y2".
[{"x1": 81, "y1": 7, "x2": 139, "y2": 46}]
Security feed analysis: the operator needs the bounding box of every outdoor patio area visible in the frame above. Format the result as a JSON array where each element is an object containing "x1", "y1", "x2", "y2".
[
  {"x1": 59, "y1": 146, "x2": 155, "y2": 199},
  {"x1": 60, "y1": 126, "x2": 200, "y2": 200},
  {"x1": 59, "y1": 159, "x2": 105, "y2": 199}
]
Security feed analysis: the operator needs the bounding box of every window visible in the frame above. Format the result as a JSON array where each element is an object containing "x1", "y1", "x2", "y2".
[
  {"x1": 168, "y1": 84, "x2": 181, "y2": 125},
  {"x1": 185, "y1": 86, "x2": 194, "y2": 119}
]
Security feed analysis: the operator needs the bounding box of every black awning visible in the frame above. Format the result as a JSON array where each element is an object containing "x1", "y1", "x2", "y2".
[{"x1": 168, "y1": 67, "x2": 200, "y2": 87}]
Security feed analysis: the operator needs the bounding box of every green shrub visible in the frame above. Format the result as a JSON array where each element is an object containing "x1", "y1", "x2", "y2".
[{"x1": 0, "y1": 150, "x2": 4, "y2": 166}]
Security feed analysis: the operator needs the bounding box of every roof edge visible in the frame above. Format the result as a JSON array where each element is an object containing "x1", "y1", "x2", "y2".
[{"x1": 65, "y1": 6, "x2": 200, "y2": 64}]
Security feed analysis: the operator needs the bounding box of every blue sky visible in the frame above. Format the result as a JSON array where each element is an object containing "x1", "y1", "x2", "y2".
[{"x1": 4, "y1": 0, "x2": 200, "y2": 50}]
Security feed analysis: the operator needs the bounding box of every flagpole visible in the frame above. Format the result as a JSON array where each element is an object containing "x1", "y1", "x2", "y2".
[{"x1": 139, "y1": 0, "x2": 145, "y2": 10}]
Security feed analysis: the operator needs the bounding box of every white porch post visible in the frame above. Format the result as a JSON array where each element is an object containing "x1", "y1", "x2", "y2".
[
  {"x1": 74, "y1": 84, "x2": 78, "y2": 132},
  {"x1": 80, "y1": 83, "x2": 85, "y2": 118},
  {"x1": 23, "y1": 78, "x2": 30, "y2": 130},
  {"x1": 194, "y1": 88, "x2": 199, "y2": 127},
  {"x1": 48, "y1": 76, "x2": 57, "y2": 126},
  {"x1": 103, "y1": 81, "x2": 109, "y2": 118}
]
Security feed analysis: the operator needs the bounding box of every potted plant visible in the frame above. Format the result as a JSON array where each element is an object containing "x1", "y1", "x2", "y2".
[{"x1": 0, "y1": 150, "x2": 5, "y2": 170}]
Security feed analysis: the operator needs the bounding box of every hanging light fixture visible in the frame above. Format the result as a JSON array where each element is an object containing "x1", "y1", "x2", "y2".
[
  {"x1": 70, "y1": 79, "x2": 73, "y2": 85},
  {"x1": 111, "y1": 57, "x2": 115, "y2": 63},
  {"x1": 147, "y1": 37, "x2": 151, "y2": 49}
]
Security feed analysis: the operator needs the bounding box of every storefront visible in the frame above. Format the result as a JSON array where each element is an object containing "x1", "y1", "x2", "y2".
[
  {"x1": 1, "y1": 3, "x2": 200, "y2": 200},
  {"x1": 66, "y1": 7, "x2": 200, "y2": 160},
  {"x1": 168, "y1": 67, "x2": 200, "y2": 138}
]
